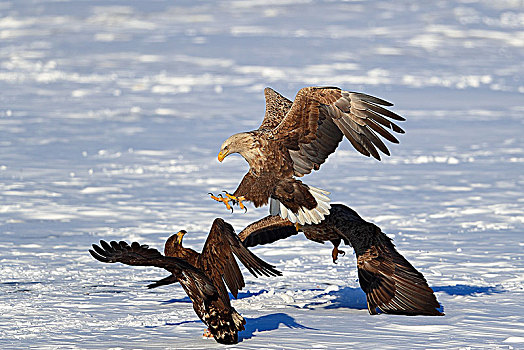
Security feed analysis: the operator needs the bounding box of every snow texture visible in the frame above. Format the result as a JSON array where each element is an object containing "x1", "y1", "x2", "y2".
[{"x1": 1, "y1": 0, "x2": 523, "y2": 349}]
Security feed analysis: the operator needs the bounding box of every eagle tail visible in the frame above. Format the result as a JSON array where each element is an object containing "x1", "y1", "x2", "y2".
[
  {"x1": 206, "y1": 307, "x2": 245, "y2": 345},
  {"x1": 277, "y1": 185, "x2": 331, "y2": 225}
]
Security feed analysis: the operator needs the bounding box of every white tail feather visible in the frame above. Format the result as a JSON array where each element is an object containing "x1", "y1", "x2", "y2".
[
  {"x1": 279, "y1": 202, "x2": 288, "y2": 219},
  {"x1": 310, "y1": 208, "x2": 323, "y2": 222},
  {"x1": 287, "y1": 209, "x2": 297, "y2": 223},
  {"x1": 270, "y1": 185, "x2": 331, "y2": 225},
  {"x1": 297, "y1": 209, "x2": 305, "y2": 224},
  {"x1": 309, "y1": 186, "x2": 330, "y2": 195}
]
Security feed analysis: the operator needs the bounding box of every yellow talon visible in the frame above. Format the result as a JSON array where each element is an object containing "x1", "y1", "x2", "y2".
[
  {"x1": 223, "y1": 193, "x2": 247, "y2": 212},
  {"x1": 209, "y1": 193, "x2": 232, "y2": 211}
]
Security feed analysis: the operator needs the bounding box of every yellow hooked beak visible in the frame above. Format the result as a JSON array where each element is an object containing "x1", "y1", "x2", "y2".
[
  {"x1": 176, "y1": 231, "x2": 185, "y2": 244},
  {"x1": 218, "y1": 150, "x2": 228, "y2": 162}
]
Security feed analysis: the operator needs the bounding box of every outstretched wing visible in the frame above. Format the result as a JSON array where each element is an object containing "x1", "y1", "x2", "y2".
[
  {"x1": 273, "y1": 87, "x2": 405, "y2": 177},
  {"x1": 357, "y1": 240, "x2": 443, "y2": 316},
  {"x1": 89, "y1": 240, "x2": 217, "y2": 301},
  {"x1": 238, "y1": 215, "x2": 299, "y2": 248},
  {"x1": 198, "y1": 218, "x2": 282, "y2": 299},
  {"x1": 315, "y1": 204, "x2": 443, "y2": 316},
  {"x1": 259, "y1": 87, "x2": 294, "y2": 130}
]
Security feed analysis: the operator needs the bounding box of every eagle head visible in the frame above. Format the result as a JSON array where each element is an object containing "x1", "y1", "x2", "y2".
[
  {"x1": 176, "y1": 230, "x2": 186, "y2": 244},
  {"x1": 164, "y1": 230, "x2": 187, "y2": 256},
  {"x1": 218, "y1": 132, "x2": 258, "y2": 163}
]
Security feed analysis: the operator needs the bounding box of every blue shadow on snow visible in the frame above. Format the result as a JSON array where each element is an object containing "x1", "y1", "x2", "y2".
[
  {"x1": 432, "y1": 284, "x2": 503, "y2": 296},
  {"x1": 296, "y1": 284, "x2": 502, "y2": 314},
  {"x1": 296, "y1": 287, "x2": 368, "y2": 310},
  {"x1": 239, "y1": 312, "x2": 315, "y2": 342},
  {"x1": 161, "y1": 312, "x2": 313, "y2": 342}
]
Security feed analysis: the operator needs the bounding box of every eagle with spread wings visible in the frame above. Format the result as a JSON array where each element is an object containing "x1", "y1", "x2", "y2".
[
  {"x1": 89, "y1": 218, "x2": 281, "y2": 344},
  {"x1": 238, "y1": 204, "x2": 443, "y2": 316},
  {"x1": 211, "y1": 87, "x2": 405, "y2": 225}
]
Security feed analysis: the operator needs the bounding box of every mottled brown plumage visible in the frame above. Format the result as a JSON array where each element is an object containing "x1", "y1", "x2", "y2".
[
  {"x1": 238, "y1": 204, "x2": 443, "y2": 316},
  {"x1": 215, "y1": 87, "x2": 405, "y2": 225},
  {"x1": 89, "y1": 218, "x2": 281, "y2": 344}
]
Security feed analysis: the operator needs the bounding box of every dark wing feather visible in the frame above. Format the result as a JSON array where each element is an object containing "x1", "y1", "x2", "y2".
[
  {"x1": 89, "y1": 240, "x2": 217, "y2": 300},
  {"x1": 259, "y1": 87, "x2": 294, "y2": 129},
  {"x1": 147, "y1": 275, "x2": 178, "y2": 289},
  {"x1": 198, "y1": 218, "x2": 282, "y2": 299},
  {"x1": 272, "y1": 87, "x2": 405, "y2": 176},
  {"x1": 238, "y1": 215, "x2": 299, "y2": 248},
  {"x1": 357, "y1": 241, "x2": 443, "y2": 316}
]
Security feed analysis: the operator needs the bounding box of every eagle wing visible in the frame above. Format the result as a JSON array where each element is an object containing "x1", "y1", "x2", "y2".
[
  {"x1": 272, "y1": 86, "x2": 405, "y2": 177},
  {"x1": 238, "y1": 215, "x2": 299, "y2": 248},
  {"x1": 198, "y1": 218, "x2": 281, "y2": 299},
  {"x1": 89, "y1": 240, "x2": 217, "y2": 301},
  {"x1": 315, "y1": 204, "x2": 443, "y2": 316},
  {"x1": 259, "y1": 87, "x2": 294, "y2": 130},
  {"x1": 357, "y1": 240, "x2": 443, "y2": 316}
]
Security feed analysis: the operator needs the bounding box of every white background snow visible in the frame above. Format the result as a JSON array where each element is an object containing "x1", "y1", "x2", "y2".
[{"x1": 1, "y1": 0, "x2": 523, "y2": 349}]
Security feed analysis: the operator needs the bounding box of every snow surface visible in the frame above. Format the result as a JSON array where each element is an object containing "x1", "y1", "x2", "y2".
[{"x1": 1, "y1": 0, "x2": 523, "y2": 349}]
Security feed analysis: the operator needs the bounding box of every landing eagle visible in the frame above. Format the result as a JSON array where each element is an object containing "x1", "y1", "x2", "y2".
[{"x1": 211, "y1": 86, "x2": 405, "y2": 225}]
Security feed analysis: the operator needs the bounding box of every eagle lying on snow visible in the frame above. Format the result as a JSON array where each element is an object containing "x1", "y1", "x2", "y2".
[
  {"x1": 238, "y1": 204, "x2": 443, "y2": 316},
  {"x1": 211, "y1": 86, "x2": 405, "y2": 225},
  {"x1": 89, "y1": 218, "x2": 281, "y2": 345}
]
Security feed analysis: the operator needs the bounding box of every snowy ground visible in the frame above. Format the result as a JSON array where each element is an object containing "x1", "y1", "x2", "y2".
[{"x1": 1, "y1": 0, "x2": 523, "y2": 349}]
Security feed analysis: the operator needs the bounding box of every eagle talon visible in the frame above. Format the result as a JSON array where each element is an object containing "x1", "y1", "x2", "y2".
[
  {"x1": 209, "y1": 192, "x2": 233, "y2": 212},
  {"x1": 222, "y1": 192, "x2": 247, "y2": 213},
  {"x1": 202, "y1": 328, "x2": 213, "y2": 338},
  {"x1": 332, "y1": 247, "x2": 345, "y2": 264}
]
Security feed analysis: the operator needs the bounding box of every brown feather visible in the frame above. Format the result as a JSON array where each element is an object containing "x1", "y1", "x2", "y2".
[
  {"x1": 350, "y1": 92, "x2": 394, "y2": 106},
  {"x1": 238, "y1": 215, "x2": 298, "y2": 247},
  {"x1": 363, "y1": 118, "x2": 400, "y2": 144},
  {"x1": 260, "y1": 87, "x2": 294, "y2": 129},
  {"x1": 360, "y1": 100, "x2": 405, "y2": 121}
]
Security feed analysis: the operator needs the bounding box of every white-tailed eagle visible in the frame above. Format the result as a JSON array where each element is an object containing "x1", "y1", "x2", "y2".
[
  {"x1": 211, "y1": 86, "x2": 405, "y2": 225},
  {"x1": 238, "y1": 204, "x2": 443, "y2": 316},
  {"x1": 90, "y1": 218, "x2": 281, "y2": 344}
]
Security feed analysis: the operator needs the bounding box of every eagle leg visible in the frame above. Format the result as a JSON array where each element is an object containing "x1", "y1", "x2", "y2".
[
  {"x1": 332, "y1": 246, "x2": 345, "y2": 264},
  {"x1": 208, "y1": 193, "x2": 233, "y2": 212},
  {"x1": 223, "y1": 192, "x2": 247, "y2": 213}
]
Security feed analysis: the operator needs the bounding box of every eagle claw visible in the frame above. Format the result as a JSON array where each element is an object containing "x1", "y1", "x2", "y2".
[
  {"x1": 202, "y1": 328, "x2": 213, "y2": 338},
  {"x1": 332, "y1": 247, "x2": 345, "y2": 264},
  {"x1": 209, "y1": 192, "x2": 234, "y2": 212},
  {"x1": 222, "y1": 191, "x2": 248, "y2": 213}
]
